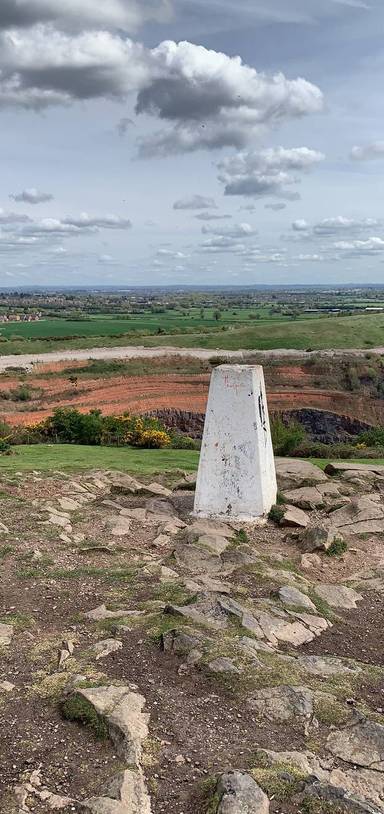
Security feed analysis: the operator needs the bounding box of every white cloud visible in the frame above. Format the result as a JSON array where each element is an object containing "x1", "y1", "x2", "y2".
[
  {"x1": 292, "y1": 218, "x2": 310, "y2": 231},
  {"x1": 295, "y1": 253, "x2": 322, "y2": 261},
  {"x1": 136, "y1": 41, "x2": 323, "y2": 156},
  {"x1": 0, "y1": 28, "x2": 323, "y2": 157},
  {"x1": 350, "y1": 141, "x2": 384, "y2": 161},
  {"x1": 201, "y1": 222, "x2": 255, "y2": 238},
  {"x1": 198, "y1": 236, "x2": 246, "y2": 253},
  {"x1": 10, "y1": 187, "x2": 53, "y2": 204},
  {"x1": 313, "y1": 216, "x2": 380, "y2": 235},
  {"x1": 0, "y1": 208, "x2": 31, "y2": 223},
  {"x1": 98, "y1": 253, "x2": 119, "y2": 265},
  {"x1": 218, "y1": 147, "x2": 324, "y2": 197},
  {"x1": 195, "y1": 212, "x2": 231, "y2": 221},
  {"x1": 0, "y1": 0, "x2": 170, "y2": 33},
  {"x1": 156, "y1": 248, "x2": 189, "y2": 258},
  {"x1": 265, "y1": 202, "x2": 287, "y2": 210},
  {"x1": 334, "y1": 237, "x2": 384, "y2": 255},
  {"x1": 62, "y1": 212, "x2": 132, "y2": 229},
  {"x1": 173, "y1": 195, "x2": 217, "y2": 210}
]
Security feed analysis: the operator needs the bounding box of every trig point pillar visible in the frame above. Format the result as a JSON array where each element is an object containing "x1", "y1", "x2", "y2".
[{"x1": 194, "y1": 365, "x2": 277, "y2": 520}]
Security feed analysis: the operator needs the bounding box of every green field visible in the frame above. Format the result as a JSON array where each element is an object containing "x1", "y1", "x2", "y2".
[
  {"x1": 0, "y1": 444, "x2": 382, "y2": 474},
  {"x1": 1, "y1": 311, "x2": 384, "y2": 355}
]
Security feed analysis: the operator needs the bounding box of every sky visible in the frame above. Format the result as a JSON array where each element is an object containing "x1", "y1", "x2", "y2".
[{"x1": 1, "y1": 0, "x2": 384, "y2": 287}]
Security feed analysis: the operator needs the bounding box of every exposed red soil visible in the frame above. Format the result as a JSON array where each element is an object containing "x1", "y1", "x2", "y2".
[{"x1": 1, "y1": 360, "x2": 384, "y2": 426}]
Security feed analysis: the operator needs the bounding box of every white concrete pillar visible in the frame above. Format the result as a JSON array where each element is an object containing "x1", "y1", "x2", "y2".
[{"x1": 194, "y1": 365, "x2": 277, "y2": 520}]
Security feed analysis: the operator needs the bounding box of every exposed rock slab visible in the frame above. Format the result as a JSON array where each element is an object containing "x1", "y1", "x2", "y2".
[
  {"x1": 91, "y1": 639, "x2": 123, "y2": 660},
  {"x1": 275, "y1": 459, "x2": 327, "y2": 491},
  {"x1": 327, "y1": 720, "x2": 384, "y2": 771},
  {"x1": 297, "y1": 655, "x2": 361, "y2": 677},
  {"x1": 277, "y1": 586, "x2": 316, "y2": 612},
  {"x1": 84, "y1": 604, "x2": 144, "y2": 622},
  {"x1": 315, "y1": 584, "x2": 363, "y2": 610},
  {"x1": 283, "y1": 487, "x2": 325, "y2": 510},
  {"x1": 325, "y1": 462, "x2": 384, "y2": 476},
  {"x1": 248, "y1": 686, "x2": 314, "y2": 725},
  {"x1": 186, "y1": 519, "x2": 234, "y2": 542},
  {"x1": 80, "y1": 769, "x2": 152, "y2": 814},
  {"x1": 74, "y1": 686, "x2": 149, "y2": 764},
  {"x1": 174, "y1": 543, "x2": 222, "y2": 575},
  {"x1": 330, "y1": 496, "x2": 384, "y2": 535}
]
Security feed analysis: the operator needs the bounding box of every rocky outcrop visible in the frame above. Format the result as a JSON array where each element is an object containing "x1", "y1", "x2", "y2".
[{"x1": 148, "y1": 408, "x2": 373, "y2": 444}]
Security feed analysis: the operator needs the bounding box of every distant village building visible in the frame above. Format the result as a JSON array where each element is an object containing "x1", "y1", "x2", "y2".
[{"x1": 0, "y1": 313, "x2": 41, "y2": 323}]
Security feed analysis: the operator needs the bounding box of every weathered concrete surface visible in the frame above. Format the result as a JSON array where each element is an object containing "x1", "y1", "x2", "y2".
[{"x1": 194, "y1": 365, "x2": 277, "y2": 521}]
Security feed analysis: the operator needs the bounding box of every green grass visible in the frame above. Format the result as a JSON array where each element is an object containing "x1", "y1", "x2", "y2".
[
  {"x1": 0, "y1": 445, "x2": 382, "y2": 475},
  {"x1": 0, "y1": 444, "x2": 200, "y2": 473}
]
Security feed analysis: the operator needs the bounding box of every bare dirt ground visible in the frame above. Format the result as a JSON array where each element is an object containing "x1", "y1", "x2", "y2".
[
  {"x1": 1, "y1": 343, "x2": 384, "y2": 374},
  {"x1": 1, "y1": 356, "x2": 383, "y2": 426},
  {"x1": 1, "y1": 461, "x2": 384, "y2": 813}
]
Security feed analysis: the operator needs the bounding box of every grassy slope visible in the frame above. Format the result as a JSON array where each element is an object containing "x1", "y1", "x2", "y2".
[
  {"x1": 1, "y1": 313, "x2": 384, "y2": 355},
  {"x1": 0, "y1": 444, "x2": 382, "y2": 474}
]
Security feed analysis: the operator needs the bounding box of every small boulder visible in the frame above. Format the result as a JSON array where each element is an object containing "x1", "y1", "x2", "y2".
[
  {"x1": 91, "y1": 639, "x2": 123, "y2": 660},
  {"x1": 216, "y1": 772, "x2": 269, "y2": 814},
  {"x1": 283, "y1": 487, "x2": 325, "y2": 510},
  {"x1": 0, "y1": 622, "x2": 13, "y2": 646},
  {"x1": 300, "y1": 526, "x2": 343, "y2": 553},
  {"x1": 300, "y1": 553, "x2": 322, "y2": 570},
  {"x1": 277, "y1": 586, "x2": 316, "y2": 611},
  {"x1": 279, "y1": 505, "x2": 310, "y2": 528},
  {"x1": 208, "y1": 657, "x2": 241, "y2": 675}
]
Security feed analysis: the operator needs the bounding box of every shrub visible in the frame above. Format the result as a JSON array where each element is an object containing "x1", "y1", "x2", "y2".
[
  {"x1": 134, "y1": 429, "x2": 171, "y2": 449},
  {"x1": 170, "y1": 434, "x2": 197, "y2": 450},
  {"x1": 10, "y1": 384, "x2": 33, "y2": 402},
  {"x1": 326, "y1": 538, "x2": 348, "y2": 557},
  {"x1": 271, "y1": 416, "x2": 306, "y2": 456},
  {"x1": 268, "y1": 505, "x2": 285, "y2": 524},
  {"x1": 19, "y1": 408, "x2": 173, "y2": 450},
  {"x1": 358, "y1": 427, "x2": 384, "y2": 447},
  {"x1": 0, "y1": 438, "x2": 12, "y2": 454},
  {"x1": 209, "y1": 356, "x2": 227, "y2": 367}
]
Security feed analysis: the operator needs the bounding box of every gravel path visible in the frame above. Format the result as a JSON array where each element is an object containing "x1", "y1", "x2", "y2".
[{"x1": 0, "y1": 343, "x2": 384, "y2": 372}]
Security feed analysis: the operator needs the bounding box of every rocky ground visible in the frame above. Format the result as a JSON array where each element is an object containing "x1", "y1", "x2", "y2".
[{"x1": 1, "y1": 457, "x2": 384, "y2": 813}]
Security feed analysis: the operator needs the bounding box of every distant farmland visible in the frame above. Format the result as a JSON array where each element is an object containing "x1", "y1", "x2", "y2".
[{"x1": 0, "y1": 309, "x2": 384, "y2": 354}]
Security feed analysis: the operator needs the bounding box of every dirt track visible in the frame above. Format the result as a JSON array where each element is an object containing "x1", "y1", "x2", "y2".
[{"x1": 1, "y1": 342, "x2": 384, "y2": 372}]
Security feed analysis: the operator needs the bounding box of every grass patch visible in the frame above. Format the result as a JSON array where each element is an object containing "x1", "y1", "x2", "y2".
[
  {"x1": 200, "y1": 777, "x2": 221, "y2": 814},
  {"x1": 0, "y1": 611, "x2": 34, "y2": 630},
  {"x1": 49, "y1": 566, "x2": 137, "y2": 584},
  {"x1": 0, "y1": 544, "x2": 14, "y2": 559},
  {"x1": 251, "y1": 763, "x2": 307, "y2": 801},
  {"x1": 61, "y1": 692, "x2": 109, "y2": 739},
  {"x1": 0, "y1": 444, "x2": 199, "y2": 473},
  {"x1": 307, "y1": 591, "x2": 338, "y2": 622},
  {"x1": 152, "y1": 582, "x2": 197, "y2": 606},
  {"x1": 314, "y1": 694, "x2": 352, "y2": 727}
]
